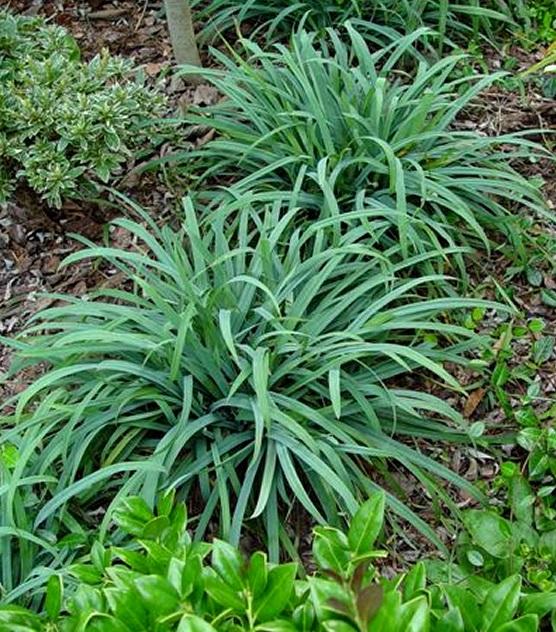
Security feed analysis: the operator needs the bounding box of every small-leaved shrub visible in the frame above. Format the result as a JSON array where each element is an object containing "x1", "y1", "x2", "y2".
[
  {"x1": 0, "y1": 197, "x2": 499, "y2": 593},
  {"x1": 1, "y1": 492, "x2": 554, "y2": 631},
  {"x1": 174, "y1": 26, "x2": 548, "y2": 259},
  {"x1": 0, "y1": 10, "x2": 166, "y2": 207}
]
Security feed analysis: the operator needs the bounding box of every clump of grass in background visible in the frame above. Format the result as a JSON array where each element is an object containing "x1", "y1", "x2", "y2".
[
  {"x1": 194, "y1": 0, "x2": 515, "y2": 50},
  {"x1": 0, "y1": 10, "x2": 166, "y2": 208},
  {"x1": 0, "y1": 197, "x2": 502, "y2": 592},
  {"x1": 195, "y1": 0, "x2": 371, "y2": 42},
  {"x1": 171, "y1": 26, "x2": 548, "y2": 263}
]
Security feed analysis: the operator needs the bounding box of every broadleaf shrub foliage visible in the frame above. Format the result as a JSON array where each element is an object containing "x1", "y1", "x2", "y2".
[
  {"x1": 0, "y1": 10, "x2": 166, "y2": 207},
  {"x1": 0, "y1": 197, "x2": 500, "y2": 592},
  {"x1": 175, "y1": 26, "x2": 547, "y2": 258},
  {"x1": 0, "y1": 492, "x2": 553, "y2": 631}
]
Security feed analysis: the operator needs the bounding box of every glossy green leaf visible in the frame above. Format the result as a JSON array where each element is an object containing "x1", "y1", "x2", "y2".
[
  {"x1": 177, "y1": 616, "x2": 218, "y2": 632},
  {"x1": 348, "y1": 492, "x2": 385, "y2": 555},
  {"x1": 482, "y1": 575, "x2": 522, "y2": 632},
  {"x1": 434, "y1": 607, "x2": 465, "y2": 632},
  {"x1": 495, "y1": 614, "x2": 539, "y2": 632},
  {"x1": 254, "y1": 563, "x2": 297, "y2": 622},
  {"x1": 247, "y1": 551, "x2": 268, "y2": 597},
  {"x1": 211, "y1": 539, "x2": 244, "y2": 590},
  {"x1": 312, "y1": 527, "x2": 350, "y2": 575},
  {"x1": 464, "y1": 510, "x2": 512, "y2": 559},
  {"x1": 403, "y1": 563, "x2": 427, "y2": 601},
  {"x1": 133, "y1": 575, "x2": 180, "y2": 618},
  {"x1": 204, "y1": 572, "x2": 245, "y2": 611}
]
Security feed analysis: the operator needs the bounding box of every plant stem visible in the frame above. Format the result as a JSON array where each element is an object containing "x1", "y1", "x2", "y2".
[{"x1": 163, "y1": 0, "x2": 201, "y2": 80}]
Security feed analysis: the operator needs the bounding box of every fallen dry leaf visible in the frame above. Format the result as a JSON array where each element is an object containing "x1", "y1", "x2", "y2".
[
  {"x1": 145, "y1": 62, "x2": 165, "y2": 77},
  {"x1": 463, "y1": 388, "x2": 486, "y2": 418}
]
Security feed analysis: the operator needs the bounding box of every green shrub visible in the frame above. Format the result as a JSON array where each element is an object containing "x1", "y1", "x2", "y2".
[
  {"x1": 0, "y1": 197, "x2": 500, "y2": 593},
  {"x1": 192, "y1": 0, "x2": 515, "y2": 48},
  {"x1": 173, "y1": 26, "x2": 548, "y2": 260},
  {"x1": 0, "y1": 10, "x2": 166, "y2": 208},
  {"x1": 1, "y1": 492, "x2": 553, "y2": 631}
]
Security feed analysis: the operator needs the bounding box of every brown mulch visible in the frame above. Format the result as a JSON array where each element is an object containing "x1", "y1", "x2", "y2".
[
  {"x1": 463, "y1": 82, "x2": 556, "y2": 428},
  {"x1": 9, "y1": 0, "x2": 173, "y2": 64},
  {"x1": 0, "y1": 195, "x2": 114, "y2": 399},
  {"x1": 462, "y1": 86, "x2": 556, "y2": 203}
]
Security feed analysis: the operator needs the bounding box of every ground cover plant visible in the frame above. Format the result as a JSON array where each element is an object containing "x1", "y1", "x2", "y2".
[
  {"x1": 0, "y1": 10, "x2": 166, "y2": 208},
  {"x1": 519, "y1": 0, "x2": 556, "y2": 43},
  {"x1": 0, "y1": 196, "x2": 504, "y2": 595},
  {"x1": 172, "y1": 26, "x2": 549, "y2": 264},
  {"x1": 2, "y1": 492, "x2": 555, "y2": 631},
  {"x1": 438, "y1": 424, "x2": 556, "y2": 595}
]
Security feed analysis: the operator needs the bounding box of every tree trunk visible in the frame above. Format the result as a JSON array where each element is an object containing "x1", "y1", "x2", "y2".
[{"x1": 164, "y1": 0, "x2": 201, "y2": 68}]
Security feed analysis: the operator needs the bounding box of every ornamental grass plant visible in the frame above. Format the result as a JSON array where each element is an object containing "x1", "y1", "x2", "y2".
[
  {"x1": 170, "y1": 26, "x2": 548, "y2": 263},
  {"x1": 0, "y1": 197, "x2": 502, "y2": 593},
  {"x1": 193, "y1": 0, "x2": 516, "y2": 49}
]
